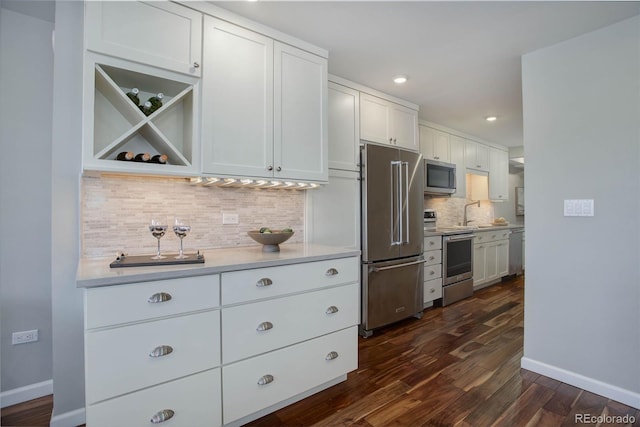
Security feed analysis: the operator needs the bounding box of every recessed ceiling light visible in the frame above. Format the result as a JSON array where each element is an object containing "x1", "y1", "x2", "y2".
[
  {"x1": 393, "y1": 75, "x2": 408, "y2": 84},
  {"x1": 485, "y1": 116, "x2": 497, "y2": 122}
]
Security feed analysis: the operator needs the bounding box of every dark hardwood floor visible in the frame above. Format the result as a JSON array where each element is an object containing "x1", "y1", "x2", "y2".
[{"x1": 2, "y1": 275, "x2": 638, "y2": 427}]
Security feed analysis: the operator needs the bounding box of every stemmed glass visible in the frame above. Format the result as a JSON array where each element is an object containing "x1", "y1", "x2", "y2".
[
  {"x1": 149, "y1": 217, "x2": 168, "y2": 259},
  {"x1": 173, "y1": 217, "x2": 191, "y2": 259}
]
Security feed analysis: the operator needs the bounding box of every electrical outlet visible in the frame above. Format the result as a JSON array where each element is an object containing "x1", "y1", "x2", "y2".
[
  {"x1": 12, "y1": 329, "x2": 38, "y2": 345},
  {"x1": 222, "y1": 213, "x2": 239, "y2": 225}
]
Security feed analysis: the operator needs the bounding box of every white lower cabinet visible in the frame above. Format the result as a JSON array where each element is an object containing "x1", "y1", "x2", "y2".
[
  {"x1": 423, "y1": 236, "x2": 443, "y2": 305},
  {"x1": 222, "y1": 326, "x2": 358, "y2": 424},
  {"x1": 86, "y1": 369, "x2": 222, "y2": 427},
  {"x1": 424, "y1": 277, "x2": 443, "y2": 303},
  {"x1": 83, "y1": 255, "x2": 359, "y2": 426},
  {"x1": 473, "y1": 230, "x2": 510, "y2": 288}
]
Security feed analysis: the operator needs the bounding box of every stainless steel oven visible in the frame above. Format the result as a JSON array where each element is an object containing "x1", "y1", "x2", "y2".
[{"x1": 438, "y1": 232, "x2": 474, "y2": 306}]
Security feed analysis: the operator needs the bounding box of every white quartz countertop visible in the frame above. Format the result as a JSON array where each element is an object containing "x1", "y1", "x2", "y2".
[
  {"x1": 425, "y1": 223, "x2": 524, "y2": 237},
  {"x1": 77, "y1": 243, "x2": 361, "y2": 288}
]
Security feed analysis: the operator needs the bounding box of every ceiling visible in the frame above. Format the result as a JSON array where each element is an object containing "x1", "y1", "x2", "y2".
[{"x1": 212, "y1": 1, "x2": 640, "y2": 148}]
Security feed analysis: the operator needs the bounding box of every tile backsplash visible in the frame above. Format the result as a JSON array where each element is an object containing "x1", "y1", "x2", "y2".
[
  {"x1": 81, "y1": 175, "x2": 305, "y2": 258},
  {"x1": 424, "y1": 196, "x2": 495, "y2": 227}
]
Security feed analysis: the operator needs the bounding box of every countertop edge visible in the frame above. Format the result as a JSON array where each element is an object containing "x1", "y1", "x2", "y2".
[{"x1": 77, "y1": 244, "x2": 361, "y2": 288}]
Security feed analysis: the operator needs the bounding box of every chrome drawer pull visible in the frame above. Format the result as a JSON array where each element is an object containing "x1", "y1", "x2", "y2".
[
  {"x1": 256, "y1": 278, "x2": 273, "y2": 287},
  {"x1": 430, "y1": 288, "x2": 436, "y2": 293},
  {"x1": 257, "y1": 374, "x2": 274, "y2": 385},
  {"x1": 150, "y1": 409, "x2": 175, "y2": 424},
  {"x1": 256, "y1": 321, "x2": 273, "y2": 332},
  {"x1": 325, "y1": 351, "x2": 339, "y2": 361},
  {"x1": 428, "y1": 255, "x2": 435, "y2": 261},
  {"x1": 149, "y1": 345, "x2": 173, "y2": 358},
  {"x1": 148, "y1": 292, "x2": 172, "y2": 303},
  {"x1": 325, "y1": 268, "x2": 339, "y2": 276},
  {"x1": 325, "y1": 306, "x2": 339, "y2": 315}
]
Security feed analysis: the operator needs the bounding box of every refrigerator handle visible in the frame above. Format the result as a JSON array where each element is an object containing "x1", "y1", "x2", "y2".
[
  {"x1": 397, "y1": 160, "x2": 403, "y2": 246},
  {"x1": 403, "y1": 161, "x2": 409, "y2": 244},
  {"x1": 390, "y1": 161, "x2": 402, "y2": 246}
]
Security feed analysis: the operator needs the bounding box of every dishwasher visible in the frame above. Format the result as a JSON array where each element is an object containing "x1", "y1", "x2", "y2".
[{"x1": 508, "y1": 228, "x2": 524, "y2": 276}]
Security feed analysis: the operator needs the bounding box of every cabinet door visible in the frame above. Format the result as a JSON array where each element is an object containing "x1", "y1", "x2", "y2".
[
  {"x1": 449, "y1": 135, "x2": 466, "y2": 198},
  {"x1": 305, "y1": 170, "x2": 360, "y2": 249},
  {"x1": 274, "y1": 42, "x2": 328, "y2": 181},
  {"x1": 465, "y1": 140, "x2": 489, "y2": 171},
  {"x1": 473, "y1": 244, "x2": 487, "y2": 286},
  {"x1": 489, "y1": 148, "x2": 509, "y2": 201},
  {"x1": 420, "y1": 126, "x2": 449, "y2": 161},
  {"x1": 390, "y1": 104, "x2": 418, "y2": 151},
  {"x1": 85, "y1": 1, "x2": 202, "y2": 76},
  {"x1": 496, "y1": 240, "x2": 509, "y2": 277},
  {"x1": 360, "y1": 93, "x2": 390, "y2": 145},
  {"x1": 201, "y1": 17, "x2": 274, "y2": 177},
  {"x1": 484, "y1": 242, "x2": 499, "y2": 282},
  {"x1": 328, "y1": 83, "x2": 360, "y2": 171}
]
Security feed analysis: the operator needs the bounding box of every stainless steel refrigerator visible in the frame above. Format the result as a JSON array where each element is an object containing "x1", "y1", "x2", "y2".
[{"x1": 360, "y1": 143, "x2": 425, "y2": 337}]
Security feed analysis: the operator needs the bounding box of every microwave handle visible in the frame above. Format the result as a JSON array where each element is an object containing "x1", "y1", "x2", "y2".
[{"x1": 452, "y1": 167, "x2": 457, "y2": 190}]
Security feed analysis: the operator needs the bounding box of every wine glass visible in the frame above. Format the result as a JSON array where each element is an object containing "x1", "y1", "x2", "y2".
[
  {"x1": 173, "y1": 217, "x2": 191, "y2": 259},
  {"x1": 149, "y1": 217, "x2": 168, "y2": 260}
]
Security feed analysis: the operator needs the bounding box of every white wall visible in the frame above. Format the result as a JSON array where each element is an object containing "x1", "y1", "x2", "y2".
[
  {"x1": 50, "y1": 1, "x2": 85, "y2": 425},
  {"x1": 522, "y1": 15, "x2": 640, "y2": 408},
  {"x1": 0, "y1": 5, "x2": 54, "y2": 403}
]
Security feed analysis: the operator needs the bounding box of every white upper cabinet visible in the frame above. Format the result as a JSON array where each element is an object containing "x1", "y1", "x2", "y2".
[
  {"x1": 489, "y1": 147, "x2": 509, "y2": 201},
  {"x1": 201, "y1": 17, "x2": 327, "y2": 182},
  {"x1": 464, "y1": 139, "x2": 489, "y2": 171},
  {"x1": 274, "y1": 42, "x2": 328, "y2": 182},
  {"x1": 85, "y1": 1, "x2": 202, "y2": 76},
  {"x1": 328, "y1": 82, "x2": 360, "y2": 171},
  {"x1": 449, "y1": 135, "x2": 467, "y2": 198},
  {"x1": 419, "y1": 125, "x2": 450, "y2": 162},
  {"x1": 201, "y1": 17, "x2": 274, "y2": 178},
  {"x1": 360, "y1": 93, "x2": 418, "y2": 151}
]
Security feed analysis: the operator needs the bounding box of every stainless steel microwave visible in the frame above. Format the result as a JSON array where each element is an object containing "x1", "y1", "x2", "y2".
[{"x1": 424, "y1": 159, "x2": 456, "y2": 195}]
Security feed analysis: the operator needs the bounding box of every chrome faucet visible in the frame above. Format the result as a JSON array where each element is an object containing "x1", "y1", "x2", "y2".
[{"x1": 463, "y1": 200, "x2": 480, "y2": 226}]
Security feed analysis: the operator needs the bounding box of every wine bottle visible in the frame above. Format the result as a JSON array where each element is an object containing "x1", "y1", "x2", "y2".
[
  {"x1": 125, "y1": 88, "x2": 140, "y2": 106},
  {"x1": 147, "y1": 93, "x2": 164, "y2": 114},
  {"x1": 140, "y1": 101, "x2": 153, "y2": 116},
  {"x1": 150, "y1": 154, "x2": 168, "y2": 164},
  {"x1": 116, "y1": 151, "x2": 134, "y2": 161},
  {"x1": 134, "y1": 152, "x2": 151, "y2": 162}
]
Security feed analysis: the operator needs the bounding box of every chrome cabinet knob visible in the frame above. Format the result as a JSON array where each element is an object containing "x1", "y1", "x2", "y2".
[
  {"x1": 193, "y1": 62, "x2": 200, "y2": 68},
  {"x1": 429, "y1": 270, "x2": 435, "y2": 275},
  {"x1": 256, "y1": 278, "x2": 273, "y2": 287},
  {"x1": 149, "y1": 345, "x2": 173, "y2": 358},
  {"x1": 256, "y1": 321, "x2": 273, "y2": 332},
  {"x1": 257, "y1": 374, "x2": 274, "y2": 385},
  {"x1": 430, "y1": 288, "x2": 436, "y2": 293},
  {"x1": 148, "y1": 292, "x2": 172, "y2": 303},
  {"x1": 150, "y1": 409, "x2": 175, "y2": 424},
  {"x1": 267, "y1": 165, "x2": 273, "y2": 171},
  {"x1": 325, "y1": 351, "x2": 339, "y2": 361},
  {"x1": 276, "y1": 166, "x2": 282, "y2": 172},
  {"x1": 325, "y1": 306, "x2": 339, "y2": 315},
  {"x1": 429, "y1": 255, "x2": 435, "y2": 261},
  {"x1": 434, "y1": 156, "x2": 439, "y2": 160},
  {"x1": 325, "y1": 268, "x2": 339, "y2": 276}
]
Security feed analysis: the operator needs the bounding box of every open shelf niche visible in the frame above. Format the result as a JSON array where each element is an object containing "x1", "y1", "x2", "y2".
[{"x1": 84, "y1": 56, "x2": 199, "y2": 176}]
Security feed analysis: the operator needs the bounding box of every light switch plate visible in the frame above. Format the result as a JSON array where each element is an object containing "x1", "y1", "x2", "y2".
[
  {"x1": 222, "y1": 213, "x2": 239, "y2": 224},
  {"x1": 564, "y1": 199, "x2": 594, "y2": 217}
]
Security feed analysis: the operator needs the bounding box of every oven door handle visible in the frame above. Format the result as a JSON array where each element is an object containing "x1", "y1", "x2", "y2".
[
  {"x1": 370, "y1": 258, "x2": 426, "y2": 273},
  {"x1": 445, "y1": 234, "x2": 476, "y2": 241}
]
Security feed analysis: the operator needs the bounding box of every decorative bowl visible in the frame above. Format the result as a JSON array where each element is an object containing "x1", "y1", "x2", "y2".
[{"x1": 247, "y1": 230, "x2": 294, "y2": 252}]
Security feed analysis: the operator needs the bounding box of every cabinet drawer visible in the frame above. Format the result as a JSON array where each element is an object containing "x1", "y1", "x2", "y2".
[
  {"x1": 424, "y1": 277, "x2": 443, "y2": 304},
  {"x1": 424, "y1": 264, "x2": 442, "y2": 281},
  {"x1": 86, "y1": 369, "x2": 221, "y2": 427},
  {"x1": 474, "y1": 230, "x2": 510, "y2": 244},
  {"x1": 221, "y1": 257, "x2": 358, "y2": 305},
  {"x1": 85, "y1": 275, "x2": 220, "y2": 329},
  {"x1": 424, "y1": 249, "x2": 442, "y2": 266},
  {"x1": 86, "y1": 310, "x2": 220, "y2": 404},
  {"x1": 222, "y1": 283, "x2": 359, "y2": 363},
  {"x1": 424, "y1": 236, "x2": 442, "y2": 251},
  {"x1": 223, "y1": 326, "x2": 357, "y2": 423}
]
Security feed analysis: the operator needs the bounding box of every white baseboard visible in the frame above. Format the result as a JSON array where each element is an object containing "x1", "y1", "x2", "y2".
[
  {"x1": 49, "y1": 407, "x2": 86, "y2": 427},
  {"x1": 521, "y1": 357, "x2": 640, "y2": 409},
  {"x1": 0, "y1": 379, "x2": 53, "y2": 408}
]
